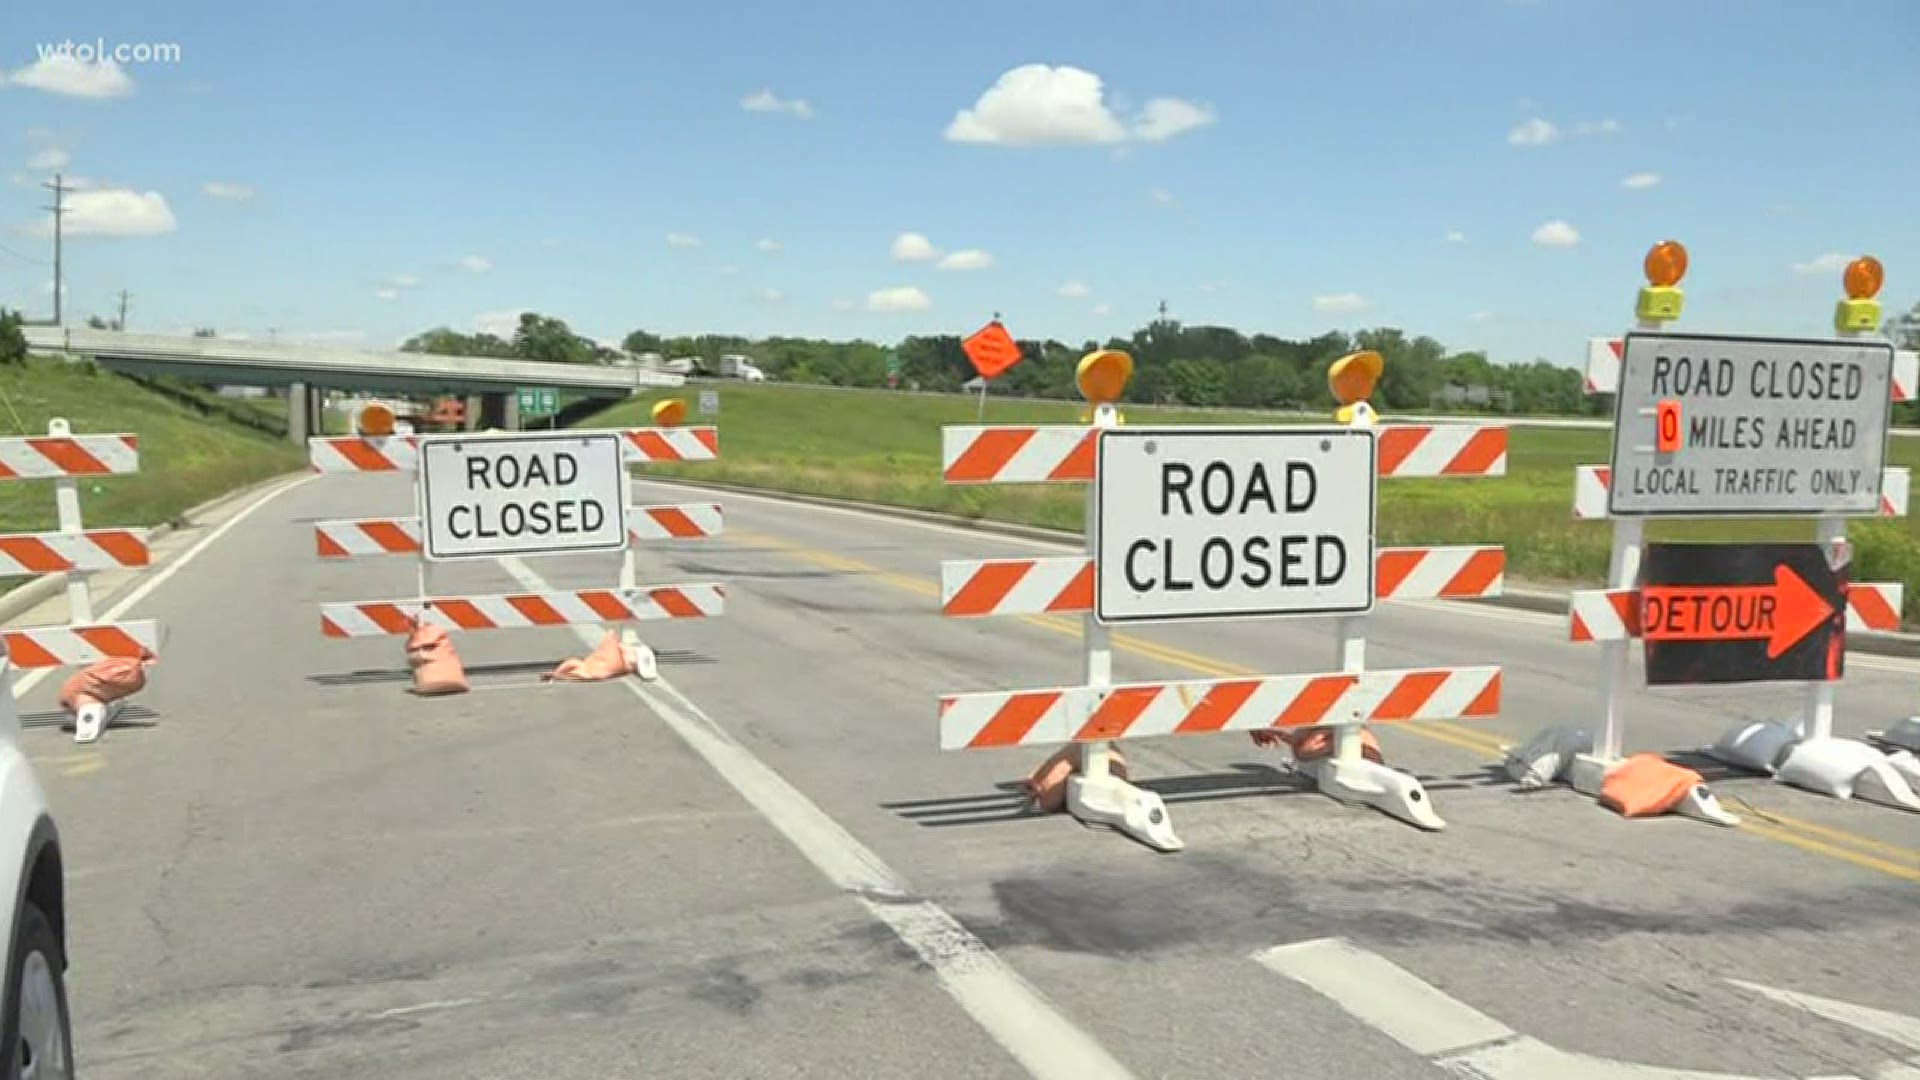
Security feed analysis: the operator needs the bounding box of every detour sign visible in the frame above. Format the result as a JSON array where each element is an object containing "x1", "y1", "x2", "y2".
[{"x1": 1639, "y1": 542, "x2": 1846, "y2": 686}]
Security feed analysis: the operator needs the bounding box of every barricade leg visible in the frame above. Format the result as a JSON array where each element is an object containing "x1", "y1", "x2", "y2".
[
  {"x1": 618, "y1": 465, "x2": 659, "y2": 681},
  {"x1": 72, "y1": 699, "x2": 123, "y2": 744},
  {"x1": 1062, "y1": 448, "x2": 1181, "y2": 852},
  {"x1": 1568, "y1": 489, "x2": 1646, "y2": 798},
  {"x1": 1307, "y1": 616, "x2": 1445, "y2": 830}
]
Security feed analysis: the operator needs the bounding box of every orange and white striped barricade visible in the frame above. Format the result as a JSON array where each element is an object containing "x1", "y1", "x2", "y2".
[
  {"x1": 0, "y1": 418, "x2": 162, "y2": 742},
  {"x1": 938, "y1": 398, "x2": 1507, "y2": 846},
  {"x1": 1556, "y1": 244, "x2": 1915, "y2": 816},
  {"x1": 307, "y1": 419, "x2": 723, "y2": 684}
]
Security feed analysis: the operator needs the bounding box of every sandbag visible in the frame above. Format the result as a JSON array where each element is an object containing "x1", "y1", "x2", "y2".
[
  {"x1": 1025, "y1": 746, "x2": 1129, "y2": 814},
  {"x1": 544, "y1": 632, "x2": 637, "y2": 683},
  {"x1": 1502, "y1": 725, "x2": 1593, "y2": 789},
  {"x1": 1880, "y1": 716, "x2": 1920, "y2": 754},
  {"x1": 1599, "y1": 753, "x2": 1703, "y2": 818},
  {"x1": 1255, "y1": 726, "x2": 1384, "y2": 764},
  {"x1": 405, "y1": 620, "x2": 468, "y2": 696},
  {"x1": 1776, "y1": 738, "x2": 1887, "y2": 799},
  {"x1": 58, "y1": 652, "x2": 153, "y2": 714},
  {"x1": 1705, "y1": 720, "x2": 1800, "y2": 776}
]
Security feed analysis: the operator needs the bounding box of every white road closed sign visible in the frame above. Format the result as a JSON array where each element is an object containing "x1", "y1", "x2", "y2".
[
  {"x1": 1094, "y1": 427, "x2": 1376, "y2": 624},
  {"x1": 1609, "y1": 332, "x2": 1894, "y2": 517},
  {"x1": 419, "y1": 433, "x2": 627, "y2": 561}
]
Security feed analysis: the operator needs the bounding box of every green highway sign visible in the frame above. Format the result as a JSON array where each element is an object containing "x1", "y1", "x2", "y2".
[{"x1": 516, "y1": 387, "x2": 558, "y2": 416}]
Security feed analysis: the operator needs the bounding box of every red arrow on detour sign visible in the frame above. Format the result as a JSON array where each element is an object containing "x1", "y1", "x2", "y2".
[{"x1": 1640, "y1": 563, "x2": 1836, "y2": 660}]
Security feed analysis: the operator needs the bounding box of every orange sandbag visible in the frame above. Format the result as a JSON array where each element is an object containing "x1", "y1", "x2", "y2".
[
  {"x1": 1251, "y1": 727, "x2": 1384, "y2": 763},
  {"x1": 405, "y1": 620, "x2": 468, "y2": 696},
  {"x1": 544, "y1": 632, "x2": 636, "y2": 683},
  {"x1": 57, "y1": 652, "x2": 154, "y2": 714},
  {"x1": 1024, "y1": 746, "x2": 1130, "y2": 813},
  {"x1": 1599, "y1": 753, "x2": 1702, "y2": 817}
]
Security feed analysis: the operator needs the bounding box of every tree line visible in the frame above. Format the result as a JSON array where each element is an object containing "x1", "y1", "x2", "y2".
[{"x1": 394, "y1": 300, "x2": 1920, "y2": 418}]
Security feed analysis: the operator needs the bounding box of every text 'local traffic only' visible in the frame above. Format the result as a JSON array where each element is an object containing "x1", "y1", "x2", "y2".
[
  {"x1": 1609, "y1": 333, "x2": 1894, "y2": 517},
  {"x1": 1095, "y1": 428, "x2": 1376, "y2": 624},
  {"x1": 419, "y1": 433, "x2": 627, "y2": 561}
]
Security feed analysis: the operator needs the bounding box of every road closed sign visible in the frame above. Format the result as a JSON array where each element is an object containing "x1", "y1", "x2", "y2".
[
  {"x1": 419, "y1": 433, "x2": 626, "y2": 561},
  {"x1": 1609, "y1": 332, "x2": 1894, "y2": 517},
  {"x1": 1094, "y1": 427, "x2": 1375, "y2": 624}
]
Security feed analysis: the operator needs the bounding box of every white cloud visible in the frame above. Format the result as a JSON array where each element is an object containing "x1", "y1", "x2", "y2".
[
  {"x1": 1057, "y1": 280, "x2": 1091, "y2": 300},
  {"x1": 286, "y1": 329, "x2": 366, "y2": 345},
  {"x1": 938, "y1": 248, "x2": 994, "y2": 271},
  {"x1": 374, "y1": 288, "x2": 400, "y2": 302},
  {"x1": 62, "y1": 189, "x2": 176, "y2": 236},
  {"x1": 1620, "y1": 172, "x2": 1661, "y2": 191},
  {"x1": 10, "y1": 54, "x2": 135, "y2": 99},
  {"x1": 716, "y1": 263, "x2": 740, "y2": 275},
  {"x1": 756, "y1": 287, "x2": 786, "y2": 303},
  {"x1": 474, "y1": 309, "x2": 529, "y2": 338},
  {"x1": 831, "y1": 298, "x2": 856, "y2": 312},
  {"x1": 891, "y1": 231, "x2": 939, "y2": 262},
  {"x1": 1092, "y1": 302, "x2": 1112, "y2": 316},
  {"x1": 1312, "y1": 292, "x2": 1369, "y2": 315},
  {"x1": 1133, "y1": 98, "x2": 1216, "y2": 142},
  {"x1": 666, "y1": 232, "x2": 701, "y2": 248},
  {"x1": 1468, "y1": 311, "x2": 1493, "y2": 323},
  {"x1": 458, "y1": 254, "x2": 492, "y2": 273},
  {"x1": 740, "y1": 88, "x2": 815, "y2": 120},
  {"x1": 1791, "y1": 252, "x2": 1851, "y2": 275},
  {"x1": 1507, "y1": 118, "x2": 1559, "y2": 146},
  {"x1": 1197, "y1": 280, "x2": 1227, "y2": 294},
  {"x1": 1572, "y1": 119, "x2": 1623, "y2": 136},
  {"x1": 27, "y1": 148, "x2": 70, "y2": 171},
  {"x1": 201, "y1": 181, "x2": 255, "y2": 201},
  {"x1": 866, "y1": 286, "x2": 931, "y2": 312},
  {"x1": 387, "y1": 273, "x2": 422, "y2": 289},
  {"x1": 943, "y1": 64, "x2": 1212, "y2": 146},
  {"x1": 1150, "y1": 187, "x2": 1176, "y2": 205},
  {"x1": 1445, "y1": 230, "x2": 1467, "y2": 243},
  {"x1": 1530, "y1": 220, "x2": 1580, "y2": 248},
  {"x1": 756, "y1": 237, "x2": 782, "y2": 254}
]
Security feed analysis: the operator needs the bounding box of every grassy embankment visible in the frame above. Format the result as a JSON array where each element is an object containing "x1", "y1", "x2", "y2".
[
  {"x1": 0, "y1": 357, "x2": 306, "y2": 593},
  {"x1": 585, "y1": 382, "x2": 1920, "y2": 619}
]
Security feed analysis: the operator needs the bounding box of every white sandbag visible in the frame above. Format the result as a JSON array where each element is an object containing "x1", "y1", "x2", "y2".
[
  {"x1": 1704, "y1": 721, "x2": 1801, "y2": 776},
  {"x1": 1879, "y1": 716, "x2": 1920, "y2": 754},
  {"x1": 1775, "y1": 738, "x2": 1892, "y2": 799},
  {"x1": 1503, "y1": 726, "x2": 1594, "y2": 790}
]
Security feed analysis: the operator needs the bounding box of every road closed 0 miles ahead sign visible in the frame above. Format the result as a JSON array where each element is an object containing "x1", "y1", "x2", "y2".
[
  {"x1": 419, "y1": 432, "x2": 627, "y2": 561},
  {"x1": 1094, "y1": 427, "x2": 1376, "y2": 624}
]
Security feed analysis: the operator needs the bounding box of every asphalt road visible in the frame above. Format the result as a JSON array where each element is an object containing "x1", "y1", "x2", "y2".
[{"x1": 9, "y1": 470, "x2": 1919, "y2": 1079}]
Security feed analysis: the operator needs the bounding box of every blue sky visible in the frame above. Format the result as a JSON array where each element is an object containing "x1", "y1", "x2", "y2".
[{"x1": 2, "y1": 0, "x2": 1915, "y2": 363}]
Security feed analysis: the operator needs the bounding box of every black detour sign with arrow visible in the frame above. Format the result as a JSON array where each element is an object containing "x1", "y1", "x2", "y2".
[{"x1": 1640, "y1": 542, "x2": 1847, "y2": 686}]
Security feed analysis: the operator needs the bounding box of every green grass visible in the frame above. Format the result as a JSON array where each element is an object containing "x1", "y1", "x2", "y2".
[
  {"x1": 583, "y1": 382, "x2": 1920, "y2": 621},
  {"x1": 0, "y1": 357, "x2": 306, "y2": 582}
]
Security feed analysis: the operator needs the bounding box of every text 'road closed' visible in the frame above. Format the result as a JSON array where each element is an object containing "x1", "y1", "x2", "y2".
[
  {"x1": 1095, "y1": 428, "x2": 1375, "y2": 624},
  {"x1": 420, "y1": 434, "x2": 627, "y2": 561}
]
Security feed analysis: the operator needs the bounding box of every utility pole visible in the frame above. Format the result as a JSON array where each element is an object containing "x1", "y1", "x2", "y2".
[
  {"x1": 42, "y1": 174, "x2": 72, "y2": 325},
  {"x1": 116, "y1": 289, "x2": 130, "y2": 331}
]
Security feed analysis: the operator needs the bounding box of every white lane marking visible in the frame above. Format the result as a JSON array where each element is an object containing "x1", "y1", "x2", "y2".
[
  {"x1": 10, "y1": 474, "x2": 319, "y2": 701},
  {"x1": 1253, "y1": 938, "x2": 1514, "y2": 1056},
  {"x1": 1254, "y1": 937, "x2": 1892, "y2": 1079},
  {"x1": 497, "y1": 554, "x2": 1137, "y2": 1080},
  {"x1": 1728, "y1": 980, "x2": 1920, "y2": 1054},
  {"x1": 633, "y1": 478, "x2": 1920, "y2": 676}
]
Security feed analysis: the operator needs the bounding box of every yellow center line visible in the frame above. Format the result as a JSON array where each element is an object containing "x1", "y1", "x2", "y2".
[{"x1": 726, "y1": 528, "x2": 1916, "y2": 882}]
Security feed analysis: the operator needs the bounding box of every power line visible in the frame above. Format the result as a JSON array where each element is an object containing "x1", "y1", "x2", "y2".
[{"x1": 0, "y1": 239, "x2": 47, "y2": 266}]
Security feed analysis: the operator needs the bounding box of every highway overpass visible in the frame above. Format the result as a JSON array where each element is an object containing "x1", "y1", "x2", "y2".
[{"x1": 22, "y1": 326, "x2": 682, "y2": 440}]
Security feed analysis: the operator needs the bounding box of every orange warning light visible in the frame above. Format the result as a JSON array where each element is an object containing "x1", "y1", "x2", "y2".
[
  {"x1": 1843, "y1": 256, "x2": 1883, "y2": 300},
  {"x1": 1075, "y1": 349, "x2": 1133, "y2": 404},
  {"x1": 1655, "y1": 399, "x2": 1681, "y2": 453},
  {"x1": 1643, "y1": 240, "x2": 1688, "y2": 288},
  {"x1": 651, "y1": 398, "x2": 687, "y2": 427},
  {"x1": 356, "y1": 402, "x2": 396, "y2": 437}
]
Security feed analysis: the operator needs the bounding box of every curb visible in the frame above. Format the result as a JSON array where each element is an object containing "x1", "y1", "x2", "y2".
[
  {"x1": 0, "y1": 469, "x2": 307, "y2": 625},
  {"x1": 643, "y1": 473, "x2": 1920, "y2": 661}
]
